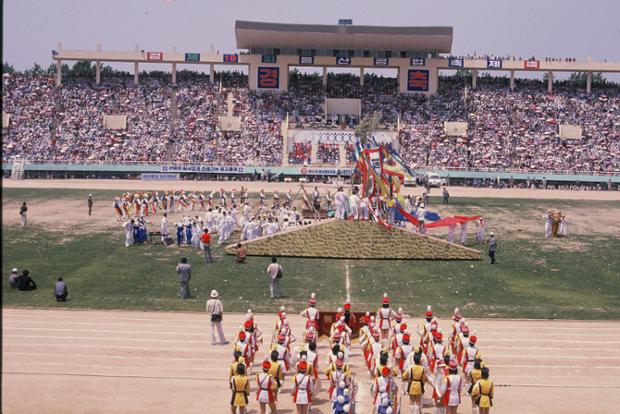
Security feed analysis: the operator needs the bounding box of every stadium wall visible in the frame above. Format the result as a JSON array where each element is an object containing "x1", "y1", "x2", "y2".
[{"x1": 2, "y1": 162, "x2": 619, "y2": 183}]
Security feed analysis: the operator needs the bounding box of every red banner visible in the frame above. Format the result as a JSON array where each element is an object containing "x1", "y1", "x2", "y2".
[
  {"x1": 147, "y1": 52, "x2": 163, "y2": 61},
  {"x1": 524, "y1": 60, "x2": 540, "y2": 69}
]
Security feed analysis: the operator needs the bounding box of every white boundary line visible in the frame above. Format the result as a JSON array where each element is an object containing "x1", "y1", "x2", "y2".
[{"x1": 345, "y1": 259, "x2": 351, "y2": 302}]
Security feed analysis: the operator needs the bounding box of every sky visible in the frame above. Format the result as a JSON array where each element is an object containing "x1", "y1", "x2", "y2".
[{"x1": 3, "y1": 0, "x2": 620, "y2": 79}]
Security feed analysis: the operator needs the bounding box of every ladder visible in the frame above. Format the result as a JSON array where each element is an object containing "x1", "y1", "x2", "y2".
[{"x1": 11, "y1": 159, "x2": 27, "y2": 180}]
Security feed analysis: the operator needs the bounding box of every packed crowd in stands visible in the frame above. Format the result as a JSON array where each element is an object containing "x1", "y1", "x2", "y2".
[{"x1": 2, "y1": 69, "x2": 619, "y2": 173}]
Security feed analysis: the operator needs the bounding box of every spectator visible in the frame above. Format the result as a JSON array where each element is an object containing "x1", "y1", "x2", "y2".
[
  {"x1": 19, "y1": 202, "x2": 28, "y2": 226},
  {"x1": 55, "y1": 276, "x2": 68, "y2": 301},
  {"x1": 235, "y1": 243, "x2": 247, "y2": 263},
  {"x1": 201, "y1": 229, "x2": 214, "y2": 263},
  {"x1": 87, "y1": 193, "x2": 93, "y2": 215},
  {"x1": 17, "y1": 269, "x2": 37, "y2": 291},
  {"x1": 175, "y1": 257, "x2": 192, "y2": 299},
  {"x1": 206, "y1": 289, "x2": 228, "y2": 345},
  {"x1": 267, "y1": 256, "x2": 283, "y2": 299},
  {"x1": 488, "y1": 232, "x2": 497, "y2": 264},
  {"x1": 8, "y1": 267, "x2": 19, "y2": 288}
]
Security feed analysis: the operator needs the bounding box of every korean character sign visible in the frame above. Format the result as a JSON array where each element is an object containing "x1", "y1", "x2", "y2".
[
  {"x1": 448, "y1": 58, "x2": 464, "y2": 68},
  {"x1": 257, "y1": 67, "x2": 279, "y2": 89},
  {"x1": 407, "y1": 70, "x2": 429, "y2": 92},
  {"x1": 336, "y1": 56, "x2": 351, "y2": 65},
  {"x1": 487, "y1": 59, "x2": 503, "y2": 69}
]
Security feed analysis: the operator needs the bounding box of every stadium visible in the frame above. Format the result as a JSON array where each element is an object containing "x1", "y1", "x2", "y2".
[{"x1": 3, "y1": 5, "x2": 620, "y2": 414}]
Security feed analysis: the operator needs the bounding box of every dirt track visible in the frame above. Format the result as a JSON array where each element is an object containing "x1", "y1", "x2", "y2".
[
  {"x1": 4, "y1": 178, "x2": 620, "y2": 201},
  {"x1": 3, "y1": 308, "x2": 620, "y2": 414}
]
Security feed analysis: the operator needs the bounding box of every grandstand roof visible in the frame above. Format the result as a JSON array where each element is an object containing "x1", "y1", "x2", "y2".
[{"x1": 235, "y1": 21, "x2": 453, "y2": 53}]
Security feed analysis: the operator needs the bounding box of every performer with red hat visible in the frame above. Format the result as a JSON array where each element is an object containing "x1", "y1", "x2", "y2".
[
  {"x1": 395, "y1": 332, "x2": 415, "y2": 373},
  {"x1": 342, "y1": 301, "x2": 357, "y2": 330},
  {"x1": 256, "y1": 360, "x2": 276, "y2": 414},
  {"x1": 462, "y1": 335, "x2": 481, "y2": 388},
  {"x1": 376, "y1": 293, "x2": 397, "y2": 341},
  {"x1": 456, "y1": 322, "x2": 472, "y2": 366},
  {"x1": 271, "y1": 332, "x2": 292, "y2": 372},
  {"x1": 299, "y1": 293, "x2": 320, "y2": 331},
  {"x1": 234, "y1": 331, "x2": 253, "y2": 373},
  {"x1": 371, "y1": 366, "x2": 399, "y2": 411},
  {"x1": 291, "y1": 359, "x2": 314, "y2": 414},
  {"x1": 390, "y1": 322, "x2": 407, "y2": 356},
  {"x1": 428, "y1": 332, "x2": 448, "y2": 374},
  {"x1": 439, "y1": 359, "x2": 463, "y2": 414},
  {"x1": 450, "y1": 308, "x2": 463, "y2": 355}
]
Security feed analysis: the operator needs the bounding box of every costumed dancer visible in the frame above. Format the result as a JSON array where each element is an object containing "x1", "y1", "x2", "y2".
[
  {"x1": 460, "y1": 221, "x2": 468, "y2": 245},
  {"x1": 230, "y1": 363, "x2": 250, "y2": 414},
  {"x1": 461, "y1": 336, "x2": 481, "y2": 388},
  {"x1": 113, "y1": 198, "x2": 124, "y2": 221},
  {"x1": 123, "y1": 219, "x2": 135, "y2": 247},
  {"x1": 176, "y1": 221, "x2": 185, "y2": 246},
  {"x1": 544, "y1": 212, "x2": 552, "y2": 238},
  {"x1": 300, "y1": 293, "x2": 320, "y2": 332},
  {"x1": 376, "y1": 293, "x2": 396, "y2": 341},
  {"x1": 475, "y1": 218, "x2": 486, "y2": 243},
  {"x1": 470, "y1": 367, "x2": 494, "y2": 414},
  {"x1": 559, "y1": 215, "x2": 568, "y2": 237},
  {"x1": 256, "y1": 360, "x2": 277, "y2": 414},
  {"x1": 291, "y1": 360, "x2": 314, "y2": 414},
  {"x1": 467, "y1": 359, "x2": 484, "y2": 414},
  {"x1": 371, "y1": 367, "x2": 398, "y2": 413},
  {"x1": 439, "y1": 360, "x2": 463, "y2": 414},
  {"x1": 402, "y1": 352, "x2": 428, "y2": 414},
  {"x1": 267, "y1": 350, "x2": 285, "y2": 404},
  {"x1": 448, "y1": 223, "x2": 457, "y2": 243}
]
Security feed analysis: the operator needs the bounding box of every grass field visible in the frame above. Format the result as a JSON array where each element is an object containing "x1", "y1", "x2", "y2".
[{"x1": 3, "y1": 187, "x2": 620, "y2": 319}]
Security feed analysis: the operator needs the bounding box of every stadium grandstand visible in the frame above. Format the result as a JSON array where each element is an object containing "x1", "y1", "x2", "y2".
[{"x1": 2, "y1": 20, "x2": 619, "y2": 187}]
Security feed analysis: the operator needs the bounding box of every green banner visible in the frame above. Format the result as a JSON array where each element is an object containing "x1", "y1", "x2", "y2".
[{"x1": 184, "y1": 53, "x2": 200, "y2": 62}]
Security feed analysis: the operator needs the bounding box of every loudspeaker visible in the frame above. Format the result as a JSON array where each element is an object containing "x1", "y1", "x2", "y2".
[{"x1": 162, "y1": 237, "x2": 175, "y2": 246}]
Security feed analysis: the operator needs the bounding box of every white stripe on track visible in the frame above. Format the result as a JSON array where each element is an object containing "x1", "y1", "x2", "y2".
[{"x1": 345, "y1": 260, "x2": 351, "y2": 302}]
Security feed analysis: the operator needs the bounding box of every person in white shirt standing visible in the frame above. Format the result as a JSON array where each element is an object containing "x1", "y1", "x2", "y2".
[
  {"x1": 267, "y1": 257, "x2": 283, "y2": 299},
  {"x1": 334, "y1": 187, "x2": 348, "y2": 219},
  {"x1": 206, "y1": 289, "x2": 229, "y2": 345}
]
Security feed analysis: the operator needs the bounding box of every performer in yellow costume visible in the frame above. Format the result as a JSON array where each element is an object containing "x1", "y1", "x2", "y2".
[
  {"x1": 402, "y1": 352, "x2": 427, "y2": 414},
  {"x1": 471, "y1": 367, "x2": 494, "y2": 414},
  {"x1": 230, "y1": 363, "x2": 250, "y2": 413}
]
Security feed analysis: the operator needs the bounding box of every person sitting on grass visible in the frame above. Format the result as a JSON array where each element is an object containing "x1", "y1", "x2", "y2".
[
  {"x1": 55, "y1": 277, "x2": 68, "y2": 302},
  {"x1": 8, "y1": 267, "x2": 19, "y2": 288},
  {"x1": 17, "y1": 269, "x2": 37, "y2": 291},
  {"x1": 235, "y1": 243, "x2": 247, "y2": 263}
]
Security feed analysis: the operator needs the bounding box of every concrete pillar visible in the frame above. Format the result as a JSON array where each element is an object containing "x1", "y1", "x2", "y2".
[
  {"x1": 171, "y1": 63, "x2": 177, "y2": 85},
  {"x1": 133, "y1": 62, "x2": 139, "y2": 85},
  {"x1": 510, "y1": 70, "x2": 515, "y2": 91},
  {"x1": 472, "y1": 69, "x2": 478, "y2": 90},
  {"x1": 56, "y1": 59, "x2": 62, "y2": 86},
  {"x1": 547, "y1": 71, "x2": 553, "y2": 93},
  {"x1": 209, "y1": 64, "x2": 215, "y2": 83},
  {"x1": 323, "y1": 66, "x2": 327, "y2": 86},
  {"x1": 360, "y1": 67, "x2": 365, "y2": 86},
  {"x1": 95, "y1": 61, "x2": 101, "y2": 84},
  {"x1": 586, "y1": 71, "x2": 592, "y2": 94}
]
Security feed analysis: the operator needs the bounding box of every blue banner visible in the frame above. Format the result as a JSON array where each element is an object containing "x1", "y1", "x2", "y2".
[{"x1": 410, "y1": 57, "x2": 425, "y2": 66}]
